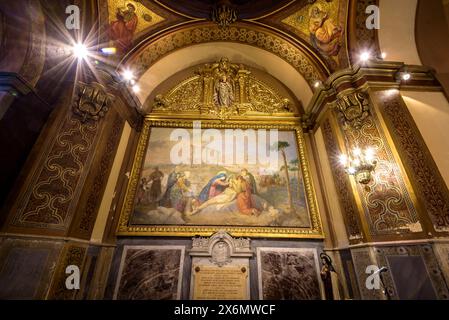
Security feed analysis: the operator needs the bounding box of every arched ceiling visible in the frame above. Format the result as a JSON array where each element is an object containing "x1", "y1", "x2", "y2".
[
  {"x1": 155, "y1": 0, "x2": 293, "y2": 20},
  {"x1": 104, "y1": 0, "x2": 351, "y2": 88},
  {"x1": 134, "y1": 42, "x2": 313, "y2": 109},
  {"x1": 102, "y1": 0, "x2": 441, "y2": 112}
]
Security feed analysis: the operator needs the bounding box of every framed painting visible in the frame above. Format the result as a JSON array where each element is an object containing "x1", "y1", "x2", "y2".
[{"x1": 117, "y1": 118, "x2": 323, "y2": 238}]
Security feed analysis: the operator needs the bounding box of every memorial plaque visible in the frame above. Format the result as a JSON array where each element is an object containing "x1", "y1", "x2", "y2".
[{"x1": 192, "y1": 265, "x2": 248, "y2": 300}]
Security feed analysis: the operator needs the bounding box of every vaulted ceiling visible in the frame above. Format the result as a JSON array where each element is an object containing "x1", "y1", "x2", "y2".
[{"x1": 103, "y1": 0, "x2": 352, "y2": 109}]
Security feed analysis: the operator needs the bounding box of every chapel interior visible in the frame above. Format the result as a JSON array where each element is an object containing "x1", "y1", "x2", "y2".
[{"x1": 1, "y1": 0, "x2": 449, "y2": 300}]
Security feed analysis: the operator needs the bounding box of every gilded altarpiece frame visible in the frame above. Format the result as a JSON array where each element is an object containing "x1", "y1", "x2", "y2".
[
  {"x1": 117, "y1": 58, "x2": 322, "y2": 238},
  {"x1": 117, "y1": 117, "x2": 323, "y2": 238}
]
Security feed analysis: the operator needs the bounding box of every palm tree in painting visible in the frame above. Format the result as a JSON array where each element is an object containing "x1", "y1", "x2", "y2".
[
  {"x1": 272, "y1": 141, "x2": 293, "y2": 212},
  {"x1": 290, "y1": 158, "x2": 303, "y2": 200}
]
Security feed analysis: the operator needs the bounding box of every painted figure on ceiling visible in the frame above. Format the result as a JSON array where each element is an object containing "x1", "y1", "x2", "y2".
[
  {"x1": 308, "y1": 3, "x2": 342, "y2": 57},
  {"x1": 109, "y1": 2, "x2": 138, "y2": 54}
]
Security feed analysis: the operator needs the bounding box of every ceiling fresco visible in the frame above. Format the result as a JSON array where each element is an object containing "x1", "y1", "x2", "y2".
[
  {"x1": 281, "y1": 0, "x2": 344, "y2": 69},
  {"x1": 104, "y1": 0, "x2": 348, "y2": 73},
  {"x1": 257, "y1": 0, "x2": 348, "y2": 71}
]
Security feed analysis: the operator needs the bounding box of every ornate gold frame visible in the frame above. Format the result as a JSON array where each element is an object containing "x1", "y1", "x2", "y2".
[{"x1": 117, "y1": 115, "x2": 323, "y2": 238}]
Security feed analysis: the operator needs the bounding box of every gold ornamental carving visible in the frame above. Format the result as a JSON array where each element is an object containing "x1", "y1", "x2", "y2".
[
  {"x1": 211, "y1": 1, "x2": 238, "y2": 28},
  {"x1": 72, "y1": 82, "x2": 115, "y2": 122},
  {"x1": 152, "y1": 57, "x2": 293, "y2": 120},
  {"x1": 129, "y1": 24, "x2": 326, "y2": 86},
  {"x1": 334, "y1": 91, "x2": 370, "y2": 130}
]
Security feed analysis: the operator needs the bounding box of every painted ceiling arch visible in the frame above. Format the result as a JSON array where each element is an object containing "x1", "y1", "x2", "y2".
[
  {"x1": 104, "y1": 0, "x2": 351, "y2": 86},
  {"x1": 133, "y1": 42, "x2": 314, "y2": 109},
  {"x1": 120, "y1": 21, "x2": 330, "y2": 86}
]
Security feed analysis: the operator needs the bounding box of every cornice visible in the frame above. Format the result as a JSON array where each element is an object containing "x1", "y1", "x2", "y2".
[{"x1": 306, "y1": 60, "x2": 442, "y2": 131}]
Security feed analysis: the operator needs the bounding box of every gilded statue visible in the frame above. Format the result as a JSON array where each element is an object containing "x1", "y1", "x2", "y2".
[
  {"x1": 212, "y1": 57, "x2": 239, "y2": 108},
  {"x1": 214, "y1": 74, "x2": 234, "y2": 108},
  {"x1": 152, "y1": 57, "x2": 294, "y2": 117}
]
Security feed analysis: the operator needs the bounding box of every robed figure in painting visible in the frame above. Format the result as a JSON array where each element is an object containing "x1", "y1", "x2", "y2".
[
  {"x1": 109, "y1": 3, "x2": 138, "y2": 53},
  {"x1": 235, "y1": 175, "x2": 260, "y2": 216},
  {"x1": 147, "y1": 167, "x2": 164, "y2": 208},
  {"x1": 198, "y1": 173, "x2": 229, "y2": 203},
  {"x1": 308, "y1": 4, "x2": 342, "y2": 57}
]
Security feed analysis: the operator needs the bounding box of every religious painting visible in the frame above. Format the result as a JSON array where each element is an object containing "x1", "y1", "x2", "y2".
[
  {"x1": 114, "y1": 246, "x2": 185, "y2": 300},
  {"x1": 118, "y1": 120, "x2": 322, "y2": 238},
  {"x1": 257, "y1": 248, "x2": 323, "y2": 300},
  {"x1": 108, "y1": 0, "x2": 164, "y2": 53},
  {"x1": 281, "y1": 0, "x2": 345, "y2": 70}
]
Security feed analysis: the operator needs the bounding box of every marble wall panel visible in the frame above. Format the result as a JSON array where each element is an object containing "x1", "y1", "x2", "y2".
[
  {"x1": 114, "y1": 245, "x2": 185, "y2": 300},
  {"x1": 257, "y1": 247, "x2": 322, "y2": 300}
]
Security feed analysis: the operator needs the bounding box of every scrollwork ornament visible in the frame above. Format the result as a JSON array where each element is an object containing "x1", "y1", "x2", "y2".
[
  {"x1": 334, "y1": 91, "x2": 370, "y2": 130},
  {"x1": 72, "y1": 82, "x2": 114, "y2": 122},
  {"x1": 211, "y1": 2, "x2": 237, "y2": 28}
]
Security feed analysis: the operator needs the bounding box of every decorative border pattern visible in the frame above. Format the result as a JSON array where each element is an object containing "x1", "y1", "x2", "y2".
[
  {"x1": 116, "y1": 117, "x2": 324, "y2": 238},
  {"x1": 334, "y1": 102, "x2": 421, "y2": 236},
  {"x1": 128, "y1": 23, "x2": 327, "y2": 86},
  {"x1": 321, "y1": 118, "x2": 363, "y2": 240},
  {"x1": 349, "y1": 0, "x2": 380, "y2": 63},
  {"x1": 12, "y1": 112, "x2": 99, "y2": 230},
  {"x1": 375, "y1": 91, "x2": 449, "y2": 232},
  {"x1": 47, "y1": 244, "x2": 87, "y2": 300},
  {"x1": 77, "y1": 114, "x2": 124, "y2": 235}
]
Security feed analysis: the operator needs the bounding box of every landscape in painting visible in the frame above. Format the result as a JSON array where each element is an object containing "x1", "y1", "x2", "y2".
[{"x1": 131, "y1": 127, "x2": 310, "y2": 228}]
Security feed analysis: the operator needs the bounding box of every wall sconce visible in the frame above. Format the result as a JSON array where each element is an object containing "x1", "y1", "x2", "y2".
[{"x1": 339, "y1": 147, "x2": 377, "y2": 184}]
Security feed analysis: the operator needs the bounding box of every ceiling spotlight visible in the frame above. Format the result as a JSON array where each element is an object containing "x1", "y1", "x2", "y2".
[
  {"x1": 100, "y1": 47, "x2": 117, "y2": 55},
  {"x1": 122, "y1": 69, "x2": 135, "y2": 82},
  {"x1": 72, "y1": 43, "x2": 88, "y2": 60},
  {"x1": 132, "y1": 85, "x2": 141, "y2": 93},
  {"x1": 381, "y1": 52, "x2": 387, "y2": 59},
  {"x1": 359, "y1": 51, "x2": 371, "y2": 63},
  {"x1": 313, "y1": 80, "x2": 322, "y2": 88},
  {"x1": 401, "y1": 72, "x2": 411, "y2": 81}
]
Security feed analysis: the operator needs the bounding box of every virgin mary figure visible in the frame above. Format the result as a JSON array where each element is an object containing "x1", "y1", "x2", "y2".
[
  {"x1": 198, "y1": 172, "x2": 229, "y2": 203},
  {"x1": 213, "y1": 75, "x2": 234, "y2": 108}
]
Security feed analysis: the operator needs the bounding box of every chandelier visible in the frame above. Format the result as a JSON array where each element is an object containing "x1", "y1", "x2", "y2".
[{"x1": 339, "y1": 147, "x2": 377, "y2": 184}]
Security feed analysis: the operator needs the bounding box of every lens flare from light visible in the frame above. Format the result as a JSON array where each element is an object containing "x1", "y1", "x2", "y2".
[
  {"x1": 122, "y1": 69, "x2": 135, "y2": 82},
  {"x1": 100, "y1": 47, "x2": 117, "y2": 55},
  {"x1": 359, "y1": 51, "x2": 371, "y2": 63},
  {"x1": 402, "y1": 73, "x2": 411, "y2": 81},
  {"x1": 72, "y1": 43, "x2": 88, "y2": 60},
  {"x1": 132, "y1": 84, "x2": 141, "y2": 93}
]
